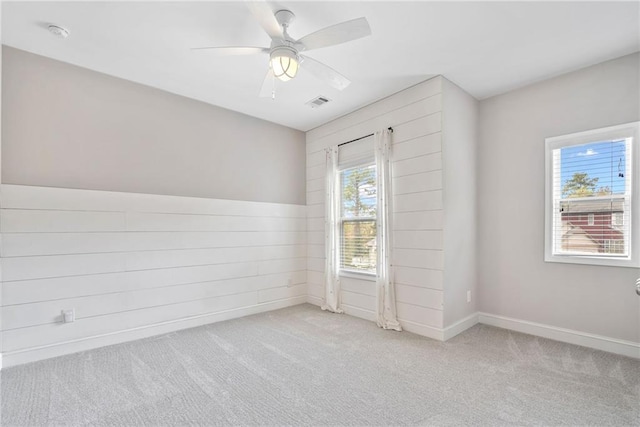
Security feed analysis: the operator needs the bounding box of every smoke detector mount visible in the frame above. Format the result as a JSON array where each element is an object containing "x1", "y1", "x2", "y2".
[{"x1": 48, "y1": 24, "x2": 70, "y2": 38}]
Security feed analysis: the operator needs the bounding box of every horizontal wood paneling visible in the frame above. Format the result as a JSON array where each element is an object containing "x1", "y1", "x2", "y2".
[
  {"x1": 307, "y1": 257, "x2": 324, "y2": 273},
  {"x1": 393, "y1": 211, "x2": 443, "y2": 231},
  {"x1": 306, "y1": 218, "x2": 324, "y2": 231},
  {"x1": 307, "y1": 164, "x2": 325, "y2": 181},
  {"x1": 2, "y1": 185, "x2": 306, "y2": 217},
  {"x1": 394, "y1": 248, "x2": 444, "y2": 270},
  {"x1": 394, "y1": 266, "x2": 443, "y2": 290},
  {"x1": 306, "y1": 78, "x2": 441, "y2": 142},
  {"x1": 307, "y1": 271, "x2": 324, "y2": 286},
  {"x1": 306, "y1": 76, "x2": 444, "y2": 336},
  {"x1": 6, "y1": 277, "x2": 299, "y2": 330},
  {"x1": 125, "y1": 213, "x2": 306, "y2": 232},
  {"x1": 341, "y1": 290, "x2": 375, "y2": 313},
  {"x1": 307, "y1": 284, "x2": 323, "y2": 300},
  {"x1": 306, "y1": 231, "x2": 324, "y2": 246},
  {"x1": 395, "y1": 284, "x2": 443, "y2": 310},
  {"x1": 392, "y1": 152, "x2": 442, "y2": 178},
  {"x1": 306, "y1": 190, "x2": 324, "y2": 206},
  {"x1": 306, "y1": 178, "x2": 324, "y2": 193},
  {"x1": 258, "y1": 284, "x2": 307, "y2": 304},
  {"x1": 1, "y1": 185, "x2": 307, "y2": 357},
  {"x1": 1, "y1": 209, "x2": 126, "y2": 233},
  {"x1": 392, "y1": 133, "x2": 442, "y2": 161},
  {"x1": 4, "y1": 292, "x2": 260, "y2": 352},
  {"x1": 3, "y1": 271, "x2": 306, "y2": 306},
  {"x1": 307, "y1": 244, "x2": 324, "y2": 260},
  {"x1": 397, "y1": 302, "x2": 443, "y2": 328},
  {"x1": 340, "y1": 276, "x2": 376, "y2": 297},
  {"x1": 125, "y1": 245, "x2": 305, "y2": 272},
  {"x1": 394, "y1": 230, "x2": 444, "y2": 250},
  {"x1": 307, "y1": 204, "x2": 324, "y2": 218},
  {"x1": 2, "y1": 253, "x2": 126, "y2": 282},
  {"x1": 3, "y1": 231, "x2": 306, "y2": 257},
  {"x1": 394, "y1": 191, "x2": 443, "y2": 212},
  {"x1": 393, "y1": 171, "x2": 443, "y2": 195},
  {"x1": 306, "y1": 150, "x2": 326, "y2": 168}
]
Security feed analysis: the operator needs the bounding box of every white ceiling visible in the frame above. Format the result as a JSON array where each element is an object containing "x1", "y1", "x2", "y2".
[{"x1": 2, "y1": 1, "x2": 639, "y2": 131}]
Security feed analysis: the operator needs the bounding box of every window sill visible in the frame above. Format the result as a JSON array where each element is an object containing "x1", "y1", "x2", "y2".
[
  {"x1": 545, "y1": 253, "x2": 639, "y2": 268},
  {"x1": 339, "y1": 270, "x2": 377, "y2": 282}
]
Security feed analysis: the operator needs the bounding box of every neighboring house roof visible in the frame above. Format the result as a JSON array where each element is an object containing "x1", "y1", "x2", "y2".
[
  {"x1": 560, "y1": 198, "x2": 624, "y2": 214},
  {"x1": 564, "y1": 223, "x2": 624, "y2": 244}
]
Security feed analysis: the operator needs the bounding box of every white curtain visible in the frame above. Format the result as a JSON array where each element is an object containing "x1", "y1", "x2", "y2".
[
  {"x1": 321, "y1": 145, "x2": 343, "y2": 313},
  {"x1": 375, "y1": 129, "x2": 402, "y2": 331}
]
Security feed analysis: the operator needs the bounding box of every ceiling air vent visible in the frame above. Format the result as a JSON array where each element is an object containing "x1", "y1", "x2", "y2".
[{"x1": 306, "y1": 96, "x2": 331, "y2": 108}]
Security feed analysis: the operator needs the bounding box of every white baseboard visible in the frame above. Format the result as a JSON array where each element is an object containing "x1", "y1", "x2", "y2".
[
  {"x1": 443, "y1": 312, "x2": 479, "y2": 341},
  {"x1": 307, "y1": 295, "x2": 322, "y2": 307},
  {"x1": 342, "y1": 304, "x2": 377, "y2": 323},
  {"x1": 478, "y1": 312, "x2": 640, "y2": 359},
  {"x1": 399, "y1": 319, "x2": 444, "y2": 341},
  {"x1": 1, "y1": 296, "x2": 307, "y2": 369}
]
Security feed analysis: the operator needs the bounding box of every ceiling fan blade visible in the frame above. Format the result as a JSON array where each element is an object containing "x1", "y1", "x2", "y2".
[
  {"x1": 191, "y1": 46, "x2": 269, "y2": 55},
  {"x1": 296, "y1": 17, "x2": 371, "y2": 52},
  {"x1": 259, "y1": 68, "x2": 276, "y2": 98},
  {"x1": 301, "y1": 55, "x2": 351, "y2": 91},
  {"x1": 246, "y1": 1, "x2": 283, "y2": 40}
]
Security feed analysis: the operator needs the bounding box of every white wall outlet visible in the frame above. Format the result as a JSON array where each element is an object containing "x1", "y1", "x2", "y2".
[
  {"x1": 62, "y1": 309, "x2": 75, "y2": 323},
  {"x1": 466, "y1": 290, "x2": 471, "y2": 303},
  {"x1": 287, "y1": 278, "x2": 293, "y2": 288}
]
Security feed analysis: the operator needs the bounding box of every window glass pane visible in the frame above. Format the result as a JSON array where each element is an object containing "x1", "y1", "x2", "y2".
[
  {"x1": 556, "y1": 139, "x2": 628, "y2": 256},
  {"x1": 340, "y1": 165, "x2": 377, "y2": 218},
  {"x1": 341, "y1": 220, "x2": 376, "y2": 273},
  {"x1": 559, "y1": 140, "x2": 626, "y2": 198}
]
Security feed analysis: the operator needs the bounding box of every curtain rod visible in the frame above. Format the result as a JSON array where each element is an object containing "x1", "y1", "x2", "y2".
[{"x1": 337, "y1": 127, "x2": 394, "y2": 147}]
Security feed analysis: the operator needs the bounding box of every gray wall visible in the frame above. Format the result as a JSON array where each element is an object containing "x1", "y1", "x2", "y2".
[
  {"x1": 1, "y1": 46, "x2": 306, "y2": 205},
  {"x1": 478, "y1": 52, "x2": 640, "y2": 342}
]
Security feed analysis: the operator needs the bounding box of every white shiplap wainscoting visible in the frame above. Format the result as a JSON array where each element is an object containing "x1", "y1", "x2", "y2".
[
  {"x1": 0, "y1": 185, "x2": 307, "y2": 367},
  {"x1": 306, "y1": 78, "x2": 447, "y2": 339}
]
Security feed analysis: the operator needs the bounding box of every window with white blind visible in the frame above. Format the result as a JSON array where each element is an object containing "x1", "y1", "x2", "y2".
[
  {"x1": 545, "y1": 121, "x2": 639, "y2": 267},
  {"x1": 337, "y1": 136, "x2": 377, "y2": 276}
]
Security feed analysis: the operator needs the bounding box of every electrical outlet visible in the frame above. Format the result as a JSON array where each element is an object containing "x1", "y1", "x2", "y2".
[
  {"x1": 62, "y1": 309, "x2": 75, "y2": 323},
  {"x1": 466, "y1": 290, "x2": 471, "y2": 303},
  {"x1": 287, "y1": 278, "x2": 293, "y2": 288}
]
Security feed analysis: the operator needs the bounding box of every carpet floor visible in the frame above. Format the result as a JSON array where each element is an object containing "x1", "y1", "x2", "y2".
[{"x1": 1, "y1": 304, "x2": 638, "y2": 426}]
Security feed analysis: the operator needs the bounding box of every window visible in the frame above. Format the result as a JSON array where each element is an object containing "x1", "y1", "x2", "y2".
[
  {"x1": 339, "y1": 164, "x2": 377, "y2": 274},
  {"x1": 612, "y1": 212, "x2": 623, "y2": 228},
  {"x1": 336, "y1": 135, "x2": 377, "y2": 276},
  {"x1": 545, "y1": 121, "x2": 639, "y2": 267}
]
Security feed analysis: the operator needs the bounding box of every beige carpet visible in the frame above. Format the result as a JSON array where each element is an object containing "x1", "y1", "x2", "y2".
[{"x1": 1, "y1": 304, "x2": 638, "y2": 426}]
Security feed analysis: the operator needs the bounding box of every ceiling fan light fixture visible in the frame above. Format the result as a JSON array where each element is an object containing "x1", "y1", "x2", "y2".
[{"x1": 270, "y1": 46, "x2": 299, "y2": 82}]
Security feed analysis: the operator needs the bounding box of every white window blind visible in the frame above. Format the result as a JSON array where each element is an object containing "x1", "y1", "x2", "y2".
[
  {"x1": 338, "y1": 135, "x2": 375, "y2": 169},
  {"x1": 338, "y1": 136, "x2": 377, "y2": 275},
  {"x1": 545, "y1": 121, "x2": 639, "y2": 267}
]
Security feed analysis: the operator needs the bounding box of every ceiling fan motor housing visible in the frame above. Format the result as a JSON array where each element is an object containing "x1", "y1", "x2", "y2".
[{"x1": 275, "y1": 9, "x2": 295, "y2": 29}]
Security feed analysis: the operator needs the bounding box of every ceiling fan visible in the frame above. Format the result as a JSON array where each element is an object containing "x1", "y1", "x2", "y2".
[{"x1": 193, "y1": 2, "x2": 372, "y2": 97}]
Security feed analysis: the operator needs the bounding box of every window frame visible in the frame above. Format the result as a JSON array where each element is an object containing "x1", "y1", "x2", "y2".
[
  {"x1": 544, "y1": 121, "x2": 640, "y2": 268},
  {"x1": 337, "y1": 162, "x2": 378, "y2": 278}
]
